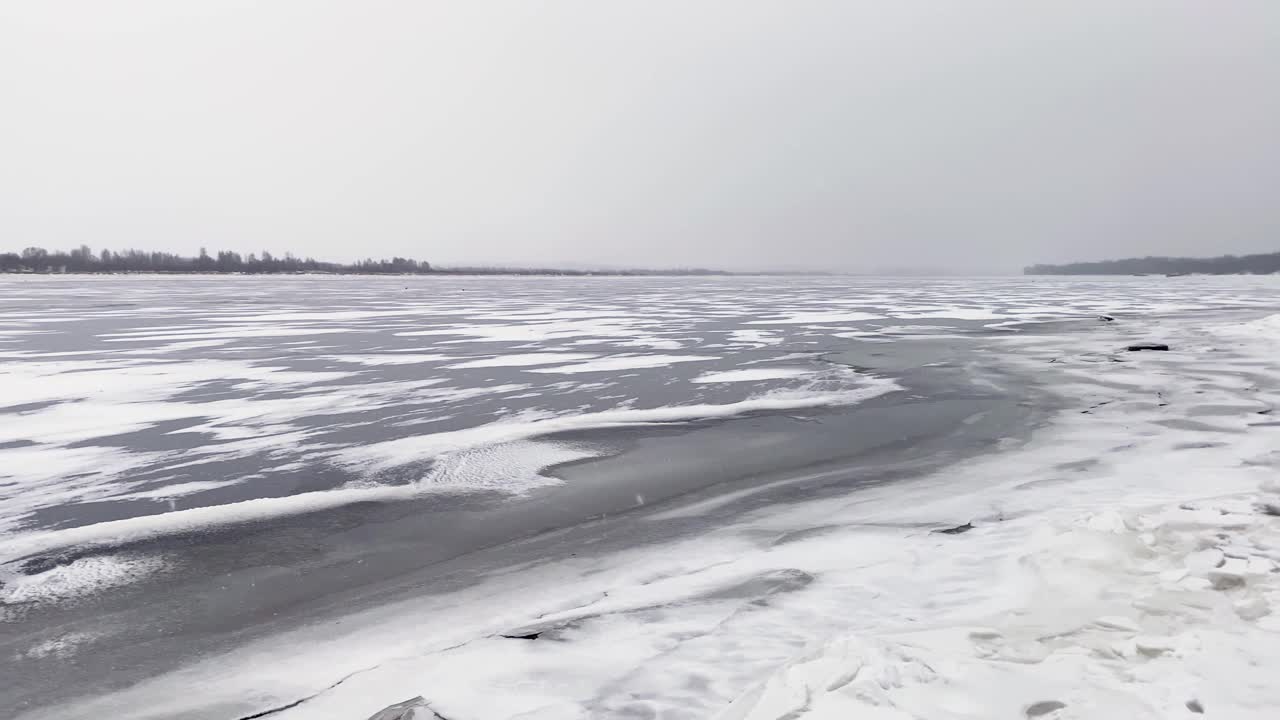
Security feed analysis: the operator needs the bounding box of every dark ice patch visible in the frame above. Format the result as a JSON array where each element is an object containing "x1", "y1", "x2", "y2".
[
  {"x1": 1025, "y1": 700, "x2": 1066, "y2": 717},
  {"x1": 67, "y1": 417, "x2": 218, "y2": 450},
  {"x1": 0, "y1": 399, "x2": 67, "y2": 414}
]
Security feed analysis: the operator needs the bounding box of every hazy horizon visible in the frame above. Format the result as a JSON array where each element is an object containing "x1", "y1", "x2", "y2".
[{"x1": 3, "y1": 2, "x2": 1278, "y2": 273}]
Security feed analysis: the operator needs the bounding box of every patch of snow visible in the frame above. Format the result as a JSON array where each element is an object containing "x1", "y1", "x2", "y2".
[
  {"x1": 18, "y1": 632, "x2": 103, "y2": 660},
  {"x1": 893, "y1": 307, "x2": 1005, "y2": 320},
  {"x1": 1, "y1": 554, "x2": 167, "y2": 606},
  {"x1": 325, "y1": 354, "x2": 453, "y2": 365},
  {"x1": 693, "y1": 368, "x2": 812, "y2": 383},
  {"x1": 526, "y1": 354, "x2": 719, "y2": 374},
  {"x1": 747, "y1": 311, "x2": 884, "y2": 325},
  {"x1": 418, "y1": 440, "x2": 599, "y2": 493},
  {"x1": 728, "y1": 329, "x2": 783, "y2": 346},
  {"x1": 445, "y1": 353, "x2": 599, "y2": 369},
  {"x1": 612, "y1": 337, "x2": 687, "y2": 351}
]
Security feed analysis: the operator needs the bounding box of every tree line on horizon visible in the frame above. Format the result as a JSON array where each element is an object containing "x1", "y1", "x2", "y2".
[
  {"x1": 0, "y1": 246, "x2": 431, "y2": 274},
  {"x1": 0, "y1": 245, "x2": 737, "y2": 276},
  {"x1": 1025, "y1": 251, "x2": 1280, "y2": 276}
]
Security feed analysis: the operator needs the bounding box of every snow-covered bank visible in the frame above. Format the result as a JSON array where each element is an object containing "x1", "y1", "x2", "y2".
[
  {"x1": 16, "y1": 309, "x2": 1280, "y2": 720},
  {"x1": 719, "y1": 314, "x2": 1280, "y2": 720}
]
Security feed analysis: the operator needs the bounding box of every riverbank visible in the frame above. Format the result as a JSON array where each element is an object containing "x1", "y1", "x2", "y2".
[{"x1": 718, "y1": 308, "x2": 1280, "y2": 720}]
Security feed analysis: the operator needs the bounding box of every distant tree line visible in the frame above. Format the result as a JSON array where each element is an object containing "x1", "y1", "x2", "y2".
[
  {"x1": 0, "y1": 246, "x2": 743, "y2": 276},
  {"x1": 0, "y1": 246, "x2": 432, "y2": 274},
  {"x1": 1025, "y1": 251, "x2": 1280, "y2": 276}
]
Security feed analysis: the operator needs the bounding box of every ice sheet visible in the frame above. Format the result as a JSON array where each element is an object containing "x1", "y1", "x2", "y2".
[
  {"x1": 9, "y1": 276, "x2": 1280, "y2": 720},
  {"x1": 33, "y1": 305, "x2": 1280, "y2": 720}
]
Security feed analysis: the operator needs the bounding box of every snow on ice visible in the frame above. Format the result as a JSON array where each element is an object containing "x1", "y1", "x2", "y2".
[
  {"x1": 7, "y1": 276, "x2": 1280, "y2": 719},
  {"x1": 17, "y1": 300, "x2": 1280, "y2": 720}
]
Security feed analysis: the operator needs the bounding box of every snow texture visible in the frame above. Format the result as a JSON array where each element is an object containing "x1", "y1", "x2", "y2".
[
  {"x1": 23, "y1": 299, "x2": 1280, "y2": 720},
  {"x1": 693, "y1": 368, "x2": 813, "y2": 383},
  {"x1": 1, "y1": 554, "x2": 166, "y2": 606}
]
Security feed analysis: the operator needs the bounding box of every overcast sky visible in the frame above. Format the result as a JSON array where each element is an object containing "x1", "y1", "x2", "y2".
[{"x1": 2, "y1": 2, "x2": 1277, "y2": 272}]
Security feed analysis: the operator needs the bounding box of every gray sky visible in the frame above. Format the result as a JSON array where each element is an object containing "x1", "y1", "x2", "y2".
[{"x1": 2, "y1": 2, "x2": 1277, "y2": 272}]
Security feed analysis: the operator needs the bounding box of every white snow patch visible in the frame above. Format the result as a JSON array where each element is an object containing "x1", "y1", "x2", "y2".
[
  {"x1": 0, "y1": 487, "x2": 421, "y2": 565},
  {"x1": 747, "y1": 311, "x2": 884, "y2": 325},
  {"x1": 19, "y1": 631, "x2": 102, "y2": 660},
  {"x1": 612, "y1": 338, "x2": 687, "y2": 351},
  {"x1": 325, "y1": 354, "x2": 452, "y2": 365},
  {"x1": 1, "y1": 554, "x2": 167, "y2": 606},
  {"x1": 527, "y1": 354, "x2": 719, "y2": 374},
  {"x1": 395, "y1": 318, "x2": 648, "y2": 343},
  {"x1": 445, "y1": 353, "x2": 599, "y2": 369},
  {"x1": 100, "y1": 326, "x2": 365, "y2": 342},
  {"x1": 693, "y1": 368, "x2": 812, "y2": 383},
  {"x1": 728, "y1": 329, "x2": 784, "y2": 346},
  {"x1": 893, "y1": 307, "x2": 1005, "y2": 320},
  {"x1": 419, "y1": 440, "x2": 599, "y2": 493}
]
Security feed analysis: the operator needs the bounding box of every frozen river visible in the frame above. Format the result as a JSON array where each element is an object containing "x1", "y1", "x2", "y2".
[{"x1": 5, "y1": 274, "x2": 1280, "y2": 719}]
